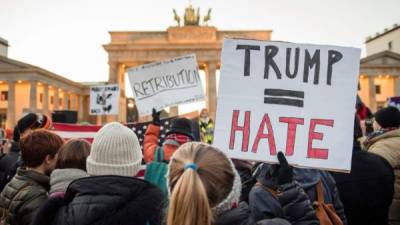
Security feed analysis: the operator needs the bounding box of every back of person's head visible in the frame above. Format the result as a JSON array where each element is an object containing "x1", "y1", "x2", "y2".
[
  {"x1": 13, "y1": 113, "x2": 53, "y2": 142},
  {"x1": 166, "y1": 118, "x2": 194, "y2": 140},
  {"x1": 87, "y1": 122, "x2": 142, "y2": 176},
  {"x1": 13, "y1": 113, "x2": 39, "y2": 142},
  {"x1": 167, "y1": 142, "x2": 241, "y2": 225},
  {"x1": 56, "y1": 139, "x2": 91, "y2": 171},
  {"x1": 374, "y1": 106, "x2": 400, "y2": 129},
  {"x1": 20, "y1": 129, "x2": 64, "y2": 169}
]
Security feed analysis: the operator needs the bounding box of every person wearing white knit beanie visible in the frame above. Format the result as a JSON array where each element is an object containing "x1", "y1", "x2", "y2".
[
  {"x1": 87, "y1": 122, "x2": 143, "y2": 177},
  {"x1": 32, "y1": 122, "x2": 164, "y2": 225}
]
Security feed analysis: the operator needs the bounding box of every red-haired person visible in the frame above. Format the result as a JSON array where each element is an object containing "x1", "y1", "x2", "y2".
[
  {"x1": 0, "y1": 113, "x2": 52, "y2": 191},
  {"x1": 0, "y1": 129, "x2": 63, "y2": 225}
]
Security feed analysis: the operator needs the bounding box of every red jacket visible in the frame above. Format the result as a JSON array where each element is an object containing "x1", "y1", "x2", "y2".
[{"x1": 143, "y1": 124, "x2": 178, "y2": 163}]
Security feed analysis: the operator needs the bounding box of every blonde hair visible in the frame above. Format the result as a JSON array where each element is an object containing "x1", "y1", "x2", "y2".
[{"x1": 167, "y1": 142, "x2": 234, "y2": 225}]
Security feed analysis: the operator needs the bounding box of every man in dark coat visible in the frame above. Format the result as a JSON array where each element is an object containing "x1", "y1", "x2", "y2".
[
  {"x1": 331, "y1": 115, "x2": 394, "y2": 225},
  {"x1": 32, "y1": 122, "x2": 164, "y2": 225},
  {"x1": 0, "y1": 130, "x2": 63, "y2": 225}
]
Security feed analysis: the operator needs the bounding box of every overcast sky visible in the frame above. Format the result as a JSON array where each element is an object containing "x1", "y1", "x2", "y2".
[{"x1": 1, "y1": 0, "x2": 399, "y2": 85}]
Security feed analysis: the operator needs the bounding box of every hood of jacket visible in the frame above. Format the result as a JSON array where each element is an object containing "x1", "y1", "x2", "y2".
[
  {"x1": 49, "y1": 168, "x2": 88, "y2": 194},
  {"x1": 41, "y1": 175, "x2": 164, "y2": 225},
  {"x1": 257, "y1": 164, "x2": 321, "y2": 190}
]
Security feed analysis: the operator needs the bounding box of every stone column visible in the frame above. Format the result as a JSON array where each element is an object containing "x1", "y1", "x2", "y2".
[
  {"x1": 107, "y1": 62, "x2": 122, "y2": 122},
  {"x1": 368, "y1": 76, "x2": 377, "y2": 112},
  {"x1": 63, "y1": 91, "x2": 69, "y2": 110},
  {"x1": 205, "y1": 62, "x2": 217, "y2": 119},
  {"x1": 6, "y1": 81, "x2": 16, "y2": 129},
  {"x1": 43, "y1": 83, "x2": 49, "y2": 114},
  {"x1": 169, "y1": 106, "x2": 179, "y2": 117},
  {"x1": 394, "y1": 76, "x2": 400, "y2": 96},
  {"x1": 29, "y1": 80, "x2": 37, "y2": 112},
  {"x1": 54, "y1": 87, "x2": 60, "y2": 111},
  {"x1": 78, "y1": 95, "x2": 84, "y2": 121}
]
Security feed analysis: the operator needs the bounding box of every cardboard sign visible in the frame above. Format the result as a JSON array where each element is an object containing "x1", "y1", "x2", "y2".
[
  {"x1": 127, "y1": 54, "x2": 205, "y2": 116},
  {"x1": 89, "y1": 84, "x2": 120, "y2": 115},
  {"x1": 214, "y1": 38, "x2": 361, "y2": 172}
]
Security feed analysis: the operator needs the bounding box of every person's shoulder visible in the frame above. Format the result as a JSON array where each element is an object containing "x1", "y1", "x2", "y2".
[
  {"x1": 68, "y1": 175, "x2": 163, "y2": 199},
  {"x1": 214, "y1": 202, "x2": 251, "y2": 225}
]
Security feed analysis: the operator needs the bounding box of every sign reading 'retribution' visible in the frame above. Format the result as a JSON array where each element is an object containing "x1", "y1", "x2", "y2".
[
  {"x1": 214, "y1": 38, "x2": 361, "y2": 172},
  {"x1": 127, "y1": 54, "x2": 205, "y2": 116}
]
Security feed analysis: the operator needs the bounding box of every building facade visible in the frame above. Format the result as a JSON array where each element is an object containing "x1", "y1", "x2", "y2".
[
  {"x1": 0, "y1": 39, "x2": 92, "y2": 129},
  {"x1": 103, "y1": 29, "x2": 271, "y2": 122},
  {"x1": 359, "y1": 23, "x2": 400, "y2": 111}
]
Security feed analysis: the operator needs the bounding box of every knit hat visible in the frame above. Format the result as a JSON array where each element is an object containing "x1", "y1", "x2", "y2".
[
  {"x1": 166, "y1": 118, "x2": 194, "y2": 140},
  {"x1": 87, "y1": 122, "x2": 142, "y2": 177},
  {"x1": 13, "y1": 113, "x2": 39, "y2": 142},
  {"x1": 374, "y1": 106, "x2": 400, "y2": 128}
]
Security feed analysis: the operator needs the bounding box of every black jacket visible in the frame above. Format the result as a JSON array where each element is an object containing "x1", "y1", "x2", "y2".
[
  {"x1": 32, "y1": 175, "x2": 164, "y2": 225},
  {"x1": 250, "y1": 165, "x2": 347, "y2": 225},
  {"x1": 216, "y1": 182, "x2": 318, "y2": 225},
  {"x1": 0, "y1": 142, "x2": 21, "y2": 192},
  {"x1": 331, "y1": 146, "x2": 394, "y2": 225},
  {"x1": 0, "y1": 168, "x2": 50, "y2": 225}
]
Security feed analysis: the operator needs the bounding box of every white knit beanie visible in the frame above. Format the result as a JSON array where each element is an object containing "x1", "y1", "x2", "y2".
[{"x1": 87, "y1": 122, "x2": 142, "y2": 177}]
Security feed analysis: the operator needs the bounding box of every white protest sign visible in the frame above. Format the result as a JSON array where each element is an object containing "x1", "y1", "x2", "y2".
[
  {"x1": 89, "y1": 84, "x2": 120, "y2": 115},
  {"x1": 127, "y1": 54, "x2": 205, "y2": 116},
  {"x1": 214, "y1": 38, "x2": 361, "y2": 172}
]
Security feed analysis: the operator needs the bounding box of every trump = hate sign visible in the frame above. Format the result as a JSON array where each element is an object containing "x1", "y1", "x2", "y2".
[{"x1": 214, "y1": 38, "x2": 361, "y2": 172}]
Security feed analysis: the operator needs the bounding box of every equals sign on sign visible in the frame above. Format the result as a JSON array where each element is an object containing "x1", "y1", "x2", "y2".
[{"x1": 264, "y1": 88, "x2": 305, "y2": 108}]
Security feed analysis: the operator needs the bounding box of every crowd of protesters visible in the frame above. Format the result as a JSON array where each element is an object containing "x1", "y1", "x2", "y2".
[{"x1": 0, "y1": 102, "x2": 398, "y2": 225}]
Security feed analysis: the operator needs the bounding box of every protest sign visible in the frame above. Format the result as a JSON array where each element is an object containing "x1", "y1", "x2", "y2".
[
  {"x1": 127, "y1": 54, "x2": 205, "y2": 116},
  {"x1": 89, "y1": 84, "x2": 120, "y2": 115},
  {"x1": 214, "y1": 38, "x2": 361, "y2": 172}
]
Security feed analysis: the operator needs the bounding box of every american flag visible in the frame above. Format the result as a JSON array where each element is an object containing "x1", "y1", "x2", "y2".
[{"x1": 51, "y1": 112, "x2": 200, "y2": 177}]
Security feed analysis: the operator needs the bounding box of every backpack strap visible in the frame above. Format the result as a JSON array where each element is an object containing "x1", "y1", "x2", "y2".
[
  {"x1": 316, "y1": 180, "x2": 325, "y2": 203},
  {"x1": 255, "y1": 182, "x2": 279, "y2": 198},
  {"x1": 154, "y1": 147, "x2": 164, "y2": 162}
]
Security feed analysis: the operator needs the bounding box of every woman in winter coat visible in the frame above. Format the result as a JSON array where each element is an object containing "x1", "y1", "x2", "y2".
[
  {"x1": 363, "y1": 106, "x2": 400, "y2": 225},
  {"x1": 48, "y1": 139, "x2": 90, "y2": 197},
  {"x1": 32, "y1": 122, "x2": 164, "y2": 225},
  {"x1": 166, "y1": 142, "x2": 318, "y2": 225}
]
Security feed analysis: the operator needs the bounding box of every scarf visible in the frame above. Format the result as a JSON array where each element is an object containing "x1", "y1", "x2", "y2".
[
  {"x1": 165, "y1": 133, "x2": 192, "y2": 146},
  {"x1": 364, "y1": 127, "x2": 398, "y2": 146}
]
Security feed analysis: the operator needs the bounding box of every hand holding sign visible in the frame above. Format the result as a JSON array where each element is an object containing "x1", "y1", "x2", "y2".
[
  {"x1": 152, "y1": 108, "x2": 161, "y2": 125},
  {"x1": 214, "y1": 38, "x2": 361, "y2": 172}
]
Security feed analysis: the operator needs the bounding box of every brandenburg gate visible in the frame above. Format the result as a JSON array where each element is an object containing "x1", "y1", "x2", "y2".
[{"x1": 103, "y1": 6, "x2": 271, "y2": 122}]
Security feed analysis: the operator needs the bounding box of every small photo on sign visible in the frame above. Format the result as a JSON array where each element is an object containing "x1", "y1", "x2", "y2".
[{"x1": 90, "y1": 84, "x2": 120, "y2": 115}]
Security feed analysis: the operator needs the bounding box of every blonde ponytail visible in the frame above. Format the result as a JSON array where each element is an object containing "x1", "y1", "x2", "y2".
[
  {"x1": 167, "y1": 166, "x2": 213, "y2": 225},
  {"x1": 167, "y1": 142, "x2": 235, "y2": 225}
]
